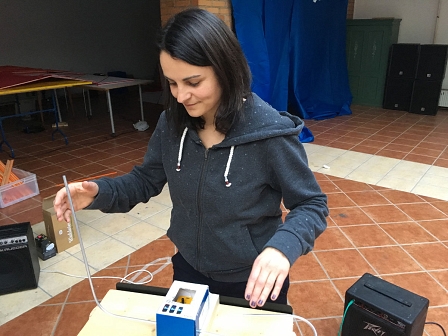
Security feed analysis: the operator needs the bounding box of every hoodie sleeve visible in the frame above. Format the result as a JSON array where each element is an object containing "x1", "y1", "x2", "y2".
[
  {"x1": 87, "y1": 113, "x2": 168, "y2": 213},
  {"x1": 263, "y1": 134, "x2": 328, "y2": 266}
]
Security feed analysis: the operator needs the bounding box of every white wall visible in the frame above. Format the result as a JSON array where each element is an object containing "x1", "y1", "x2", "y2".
[
  {"x1": 0, "y1": 0, "x2": 161, "y2": 80},
  {"x1": 435, "y1": 0, "x2": 448, "y2": 43},
  {"x1": 354, "y1": 0, "x2": 448, "y2": 89}
]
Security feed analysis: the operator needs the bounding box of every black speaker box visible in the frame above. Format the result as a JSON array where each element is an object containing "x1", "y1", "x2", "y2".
[
  {"x1": 410, "y1": 80, "x2": 443, "y2": 116},
  {"x1": 387, "y1": 44, "x2": 420, "y2": 79},
  {"x1": 341, "y1": 273, "x2": 429, "y2": 336},
  {"x1": 0, "y1": 222, "x2": 40, "y2": 295},
  {"x1": 383, "y1": 78, "x2": 414, "y2": 111},
  {"x1": 416, "y1": 44, "x2": 448, "y2": 81}
]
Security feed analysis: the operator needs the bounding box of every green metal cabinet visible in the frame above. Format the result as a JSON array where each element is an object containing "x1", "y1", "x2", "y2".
[{"x1": 346, "y1": 19, "x2": 401, "y2": 107}]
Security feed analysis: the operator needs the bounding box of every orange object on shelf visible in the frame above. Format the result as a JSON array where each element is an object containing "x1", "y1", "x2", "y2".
[
  {"x1": 0, "y1": 164, "x2": 37, "y2": 208},
  {"x1": 0, "y1": 160, "x2": 22, "y2": 185},
  {"x1": 1, "y1": 160, "x2": 14, "y2": 186}
]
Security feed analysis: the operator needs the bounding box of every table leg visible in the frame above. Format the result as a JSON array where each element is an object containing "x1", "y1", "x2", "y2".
[
  {"x1": 83, "y1": 89, "x2": 87, "y2": 116},
  {"x1": 138, "y1": 84, "x2": 145, "y2": 121},
  {"x1": 37, "y1": 91, "x2": 44, "y2": 124},
  {"x1": 0, "y1": 119, "x2": 15, "y2": 158},
  {"x1": 82, "y1": 89, "x2": 93, "y2": 119},
  {"x1": 66, "y1": 88, "x2": 75, "y2": 116},
  {"x1": 53, "y1": 89, "x2": 63, "y2": 122},
  {"x1": 106, "y1": 90, "x2": 116, "y2": 135},
  {"x1": 50, "y1": 92, "x2": 68, "y2": 145},
  {"x1": 14, "y1": 94, "x2": 20, "y2": 114},
  {"x1": 87, "y1": 90, "x2": 92, "y2": 117}
]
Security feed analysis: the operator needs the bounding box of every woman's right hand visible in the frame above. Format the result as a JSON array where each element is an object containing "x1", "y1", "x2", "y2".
[{"x1": 53, "y1": 181, "x2": 99, "y2": 222}]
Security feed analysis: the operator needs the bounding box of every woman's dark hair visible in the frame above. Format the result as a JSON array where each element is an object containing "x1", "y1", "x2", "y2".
[{"x1": 157, "y1": 7, "x2": 252, "y2": 135}]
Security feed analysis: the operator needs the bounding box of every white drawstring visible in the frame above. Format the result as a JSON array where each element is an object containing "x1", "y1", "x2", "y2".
[
  {"x1": 176, "y1": 127, "x2": 234, "y2": 187},
  {"x1": 224, "y1": 146, "x2": 234, "y2": 187},
  {"x1": 176, "y1": 127, "x2": 188, "y2": 171}
]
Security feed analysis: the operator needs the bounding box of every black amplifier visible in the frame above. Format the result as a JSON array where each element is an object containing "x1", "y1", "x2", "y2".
[
  {"x1": 0, "y1": 222, "x2": 40, "y2": 295},
  {"x1": 341, "y1": 273, "x2": 429, "y2": 336}
]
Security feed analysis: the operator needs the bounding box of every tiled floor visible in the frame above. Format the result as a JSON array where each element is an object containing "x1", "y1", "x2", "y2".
[{"x1": 0, "y1": 90, "x2": 447, "y2": 336}]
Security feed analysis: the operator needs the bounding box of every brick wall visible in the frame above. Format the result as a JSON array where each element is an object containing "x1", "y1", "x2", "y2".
[
  {"x1": 160, "y1": 0, "x2": 354, "y2": 29},
  {"x1": 159, "y1": 0, "x2": 232, "y2": 28},
  {"x1": 347, "y1": 0, "x2": 355, "y2": 19},
  {"x1": 198, "y1": 0, "x2": 232, "y2": 28},
  {"x1": 160, "y1": 0, "x2": 197, "y2": 27}
]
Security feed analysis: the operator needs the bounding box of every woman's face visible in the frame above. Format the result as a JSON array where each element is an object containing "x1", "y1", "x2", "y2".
[{"x1": 160, "y1": 51, "x2": 222, "y2": 125}]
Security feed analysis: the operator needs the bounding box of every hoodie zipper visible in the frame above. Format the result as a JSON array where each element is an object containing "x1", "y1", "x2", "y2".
[{"x1": 196, "y1": 148, "x2": 209, "y2": 271}]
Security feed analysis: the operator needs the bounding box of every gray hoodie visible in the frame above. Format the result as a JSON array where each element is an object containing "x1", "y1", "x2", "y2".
[{"x1": 90, "y1": 93, "x2": 328, "y2": 282}]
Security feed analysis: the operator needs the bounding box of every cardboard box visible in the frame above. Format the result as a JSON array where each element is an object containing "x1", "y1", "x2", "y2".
[{"x1": 42, "y1": 196, "x2": 78, "y2": 253}]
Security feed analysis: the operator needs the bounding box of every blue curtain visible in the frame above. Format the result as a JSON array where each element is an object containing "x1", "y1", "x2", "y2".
[{"x1": 231, "y1": 0, "x2": 352, "y2": 124}]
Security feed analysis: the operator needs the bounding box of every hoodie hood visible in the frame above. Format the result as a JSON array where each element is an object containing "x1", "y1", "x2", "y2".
[
  {"x1": 218, "y1": 93, "x2": 304, "y2": 148},
  {"x1": 176, "y1": 93, "x2": 305, "y2": 187}
]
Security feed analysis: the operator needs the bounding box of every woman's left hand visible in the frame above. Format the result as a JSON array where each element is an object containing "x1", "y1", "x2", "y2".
[{"x1": 245, "y1": 247, "x2": 290, "y2": 308}]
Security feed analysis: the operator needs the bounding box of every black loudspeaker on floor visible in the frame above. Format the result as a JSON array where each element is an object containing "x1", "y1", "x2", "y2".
[
  {"x1": 341, "y1": 273, "x2": 429, "y2": 336},
  {"x1": 0, "y1": 222, "x2": 40, "y2": 295},
  {"x1": 384, "y1": 43, "x2": 448, "y2": 116}
]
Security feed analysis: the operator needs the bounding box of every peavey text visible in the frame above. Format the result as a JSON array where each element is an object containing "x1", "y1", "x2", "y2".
[{"x1": 364, "y1": 322, "x2": 386, "y2": 336}]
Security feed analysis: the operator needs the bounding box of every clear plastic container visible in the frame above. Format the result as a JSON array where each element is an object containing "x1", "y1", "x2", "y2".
[{"x1": 0, "y1": 168, "x2": 39, "y2": 208}]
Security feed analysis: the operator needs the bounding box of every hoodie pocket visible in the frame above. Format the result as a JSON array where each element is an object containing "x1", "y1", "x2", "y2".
[{"x1": 237, "y1": 225, "x2": 261, "y2": 261}]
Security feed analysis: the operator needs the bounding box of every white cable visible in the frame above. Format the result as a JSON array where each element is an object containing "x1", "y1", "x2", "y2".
[
  {"x1": 41, "y1": 269, "x2": 154, "y2": 285},
  {"x1": 292, "y1": 314, "x2": 318, "y2": 336},
  {"x1": 62, "y1": 175, "x2": 156, "y2": 325},
  {"x1": 125, "y1": 257, "x2": 172, "y2": 283}
]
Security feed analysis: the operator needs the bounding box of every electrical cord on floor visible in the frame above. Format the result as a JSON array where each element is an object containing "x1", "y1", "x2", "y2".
[
  {"x1": 291, "y1": 314, "x2": 318, "y2": 335},
  {"x1": 40, "y1": 256, "x2": 172, "y2": 285},
  {"x1": 425, "y1": 322, "x2": 447, "y2": 336},
  {"x1": 40, "y1": 269, "x2": 155, "y2": 285},
  {"x1": 338, "y1": 299, "x2": 355, "y2": 336}
]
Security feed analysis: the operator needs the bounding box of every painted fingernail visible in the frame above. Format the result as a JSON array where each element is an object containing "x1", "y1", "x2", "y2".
[
  {"x1": 250, "y1": 301, "x2": 256, "y2": 307},
  {"x1": 258, "y1": 300, "x2": 263, "y2": 305},
  {"x1": 271, "y1": 294, "x2": 277, "y2": 300},
  {"x1": 246, "y1": 294, "x2": 251, "y2": 300}
]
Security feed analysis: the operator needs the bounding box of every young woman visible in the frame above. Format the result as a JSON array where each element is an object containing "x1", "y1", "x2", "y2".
[{"x1": 54, "y1": 8, "x2": 328, "y2": 309}]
